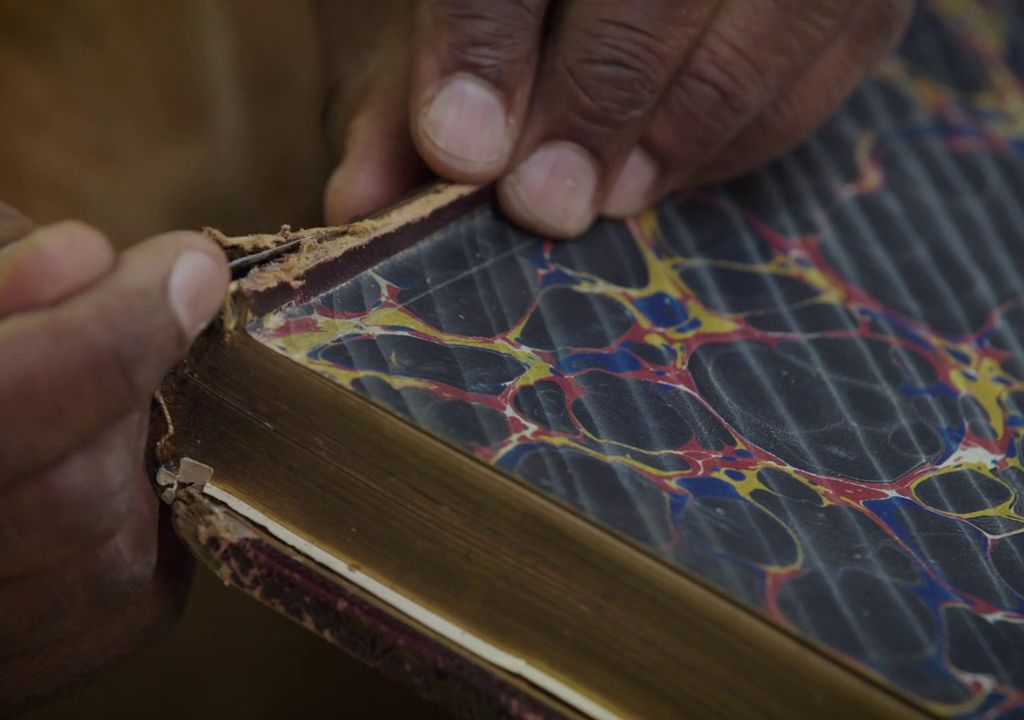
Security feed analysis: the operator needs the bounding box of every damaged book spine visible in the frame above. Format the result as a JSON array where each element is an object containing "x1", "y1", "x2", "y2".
[{"x1": 164, "y1": 474, "x2": 573, "y2": 720}]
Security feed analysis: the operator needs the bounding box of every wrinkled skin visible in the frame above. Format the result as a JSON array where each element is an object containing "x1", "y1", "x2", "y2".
[{"x1": 327, "y1": 0, "x2": 914, "y2": 237}]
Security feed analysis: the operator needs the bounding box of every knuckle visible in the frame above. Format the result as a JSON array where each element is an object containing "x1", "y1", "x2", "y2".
[
  {"x1": 770, "y1": 0, "x2": 850, "y2": 40},
  {"x1": 42, "y1": 221, "x2": 116, "y2": 262},
  {"x1": 434, "y1": 0, "x2": 544, "y2": 28},
  {"x1": 434, "y1": 0, "x2": 543, "y2": 84},
  {"x1": 444, "y1": 39, "x2": 521, "y2": 87},
  {"x1": 710, "y1": 90, "x2": 831, "y2": 184},
  {"x1": 559, "y1": 20, "x2": 667, "y2": 133},
  {"x1": 667, "y1": 36, "x2": 769, "y2": 140},
  {"x1": 50, "y1": 219, "x2": 107, "y2": 243}
]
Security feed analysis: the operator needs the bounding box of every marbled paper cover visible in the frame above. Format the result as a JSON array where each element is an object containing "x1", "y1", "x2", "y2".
[{"x1": 252, "y1": 3, "x2": 1024, "y2": 716}]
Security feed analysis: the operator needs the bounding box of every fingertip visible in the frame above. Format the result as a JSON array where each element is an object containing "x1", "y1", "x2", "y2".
[
  {"x1": 0, "y1": 220, "x2": 116, "y2": 316},
  {"x1": 168, "y1": 249, "x2": 228, "y2": 342},
  {"x1": 498, "y1": 140, "x2": 599, "y2": 239},
  {"x1": 127, "y1": 230, "x2": 230, "y2": 343},
  {"x1": 602, "y1": 147, "x2": 661, "y2": 219},
  {"x1": 325, "y1": 42, "x2": 428, "y2": 226},
  {"x1": 51, "y1": 221, "x2": 119, "y2": 272},
  {"x1": 324, "y1": 78, "x2": 430, "y2": 226},
  {"x1": 324, "y1": 146, "x2": 429, "y2": 226},
  {"x1": 325, "y1": 160, "x2": 377, "y2": 226},
  {"x1": 323, "y1": 163, "x2": 349, "y2": 226},
  {"x1": 30, "y1": 220, "x2": 116, "y2": 264},
  {"x1": 324, "y1": 160, "x2": 396, "y2": 225},
  {"x1": 413, "y1": 73, "x2": 512, "y2": 183}
]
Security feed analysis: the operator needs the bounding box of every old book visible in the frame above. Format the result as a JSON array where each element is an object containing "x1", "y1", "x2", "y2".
[{"x1": 156, "y1": 5, "x2": 1024, "y2": 719}]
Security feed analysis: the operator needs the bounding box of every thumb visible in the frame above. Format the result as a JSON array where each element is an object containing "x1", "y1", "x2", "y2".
[{"x1": 0, "y1": 229, "x2": 229, "y2": 480}]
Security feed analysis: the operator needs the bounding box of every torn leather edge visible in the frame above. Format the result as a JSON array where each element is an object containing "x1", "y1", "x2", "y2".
[
  {"x1": 170, "y1": 486, "x2": 577, "y2": 720},
  {"x1": 222, "y1": 183, "x2": 488, "y2": 318},
  {"x1": 197, "y1": 482, "x2": 616, "y2": 720},
  {"x1": 206, "y1": 223, "x2": 297, "y2": 257}
]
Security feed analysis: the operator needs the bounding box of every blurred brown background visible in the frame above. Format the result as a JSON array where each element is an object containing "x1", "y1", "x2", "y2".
[
  {"x1": 24, "y1": 570, "x2": 448, "y2": 719},
  {"x1": 1, "y1": 1, "x2": 448, "y2": 716},
  {"x1": 0, "y1": 0, "x2": 392, "y2": 240}
]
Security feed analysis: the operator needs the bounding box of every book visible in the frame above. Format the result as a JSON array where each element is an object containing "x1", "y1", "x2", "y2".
[{"x1": 156, "y1": 4, "x2": 1024, "y2": 718}]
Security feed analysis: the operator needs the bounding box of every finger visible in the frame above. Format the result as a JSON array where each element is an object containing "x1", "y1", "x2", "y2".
[
  {"x1": 607, "y1": 0, "x2": 857, "y2": 217},
  {"x1": 409, "y1": 0, "x2": 550, "y2": 182},
  {"x1": 324, "y1": 23, "x2": 430, "y2": 225},
  {"x1": 0, "y1": 221, "x2": 116, "y2": 318},
  {"x1": 497, "y1": 0, "x2": 717, "y2": 237},
  {"x1": 0, "y1": 231, "x2": 229, "y2": 482},
  {"x1": 0, "y1": 202, "x2": 33, "y2": 247},
  {"x1": 0, "y1": 413, "x2": 145, "y2": 578},
  {"x1": 693, "y1": 0, "x2": 914, "y2": 185}
]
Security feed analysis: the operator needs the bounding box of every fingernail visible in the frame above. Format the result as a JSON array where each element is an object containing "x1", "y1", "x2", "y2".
[
  {"x1": 603, "y1": 147, "x2": 659, "y2": 218},
  {"x1": 503, "y1": 141, "x2": 598, "y2": 237},
  {"x1": 421, "y1": 74, "x2": 508, "y2": 171},
  {"x1": 169, "y1": 251, "x2": 226, "y2": 340}
]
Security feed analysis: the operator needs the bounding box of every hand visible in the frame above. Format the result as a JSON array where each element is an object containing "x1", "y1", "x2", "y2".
[
  {"x1": 325, "y1": 0, "x2": 913, "y2": 237},
  {"x1": 0, "y1": 206, "x2": 229, "y2": 711}
]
